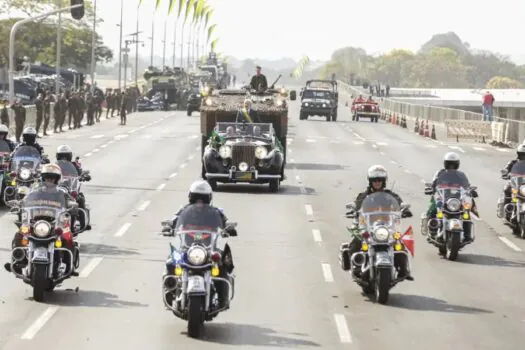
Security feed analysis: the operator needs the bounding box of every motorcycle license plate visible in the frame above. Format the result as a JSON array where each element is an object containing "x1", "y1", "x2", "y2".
[
  {"x1": 33, "y1": 247, "x2": 48, "y2": 260},
  {"x1": 235, "y1": 172, "x2": 252, "y2": 181},
  {"x1": 187, "y1": 276, "x2": 205, "y2": 292},
  {"x1": 17, "y1": 186, "x2": 29, "y2": 194}
]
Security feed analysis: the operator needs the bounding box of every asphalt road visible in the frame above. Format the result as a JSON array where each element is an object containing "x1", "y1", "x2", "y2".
[{"x1": 0, "y1": 99, "x2": 523, "y2": 349}]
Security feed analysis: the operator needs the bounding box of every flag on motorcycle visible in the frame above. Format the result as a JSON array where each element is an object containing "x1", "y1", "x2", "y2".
[{"x1": 401, "y1": 226, "x2": 415, "y2": 257}]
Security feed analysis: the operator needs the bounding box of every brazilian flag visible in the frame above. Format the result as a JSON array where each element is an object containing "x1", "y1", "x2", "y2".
[{"x1": 209, "y1": 129, "x2": 224, "y2": 148}]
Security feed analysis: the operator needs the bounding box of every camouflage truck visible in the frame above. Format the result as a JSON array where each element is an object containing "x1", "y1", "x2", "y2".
[{"x1": 199, "y1": 79, "x2": 296, "y2": 190}]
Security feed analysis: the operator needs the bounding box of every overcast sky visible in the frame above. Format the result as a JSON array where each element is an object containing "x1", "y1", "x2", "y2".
[{"x1": 49, "y1": 0, "x2": 525, "y2": 61}]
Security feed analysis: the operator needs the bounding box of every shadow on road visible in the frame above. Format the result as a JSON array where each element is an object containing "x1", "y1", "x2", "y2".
[
  {"x1": 383, "y1": 294, "x2": 493, "y2": 314},
  {"x1": 291, "y1": 163, "x2": 345, "y2": 171},
  {"x1": 80, "y1": 243, "x2": 139, "y2": 256},
  {"x1": 458, "y1": 254, "x2": 525, "y2": 268},
  {"x1": 43, "y1": 289, "x2": 149, "y2": 308},
  {"x1": 193, "y1": 323, "x2": 321, "y2": 347},
  {"x1": 216, "y1": 184, "x2": 315, "y2": 196}
]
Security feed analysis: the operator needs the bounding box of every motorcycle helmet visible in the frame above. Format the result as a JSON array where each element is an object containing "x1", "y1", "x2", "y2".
[
  {"x1": 367, "y1": 165, "x2": 388, "y2": 188},
  {"x1": 443, "y1": 152, "x2": 460, "y2": 170},
  {"x1": 41, "y1": 163, "x2": 62, "y2": 184},
  {"x1": 188, "y1": 180, "x2": 213, "y2": 204},
  {"x1": 516, "y1": 144, "x2": 525, "y2": 160},
  {"x1": 56, "y1": 144, "x2": 73, "y2": 162},
  {"x1": 22, "y1": 127, "x2": 37, "y2": 145}
]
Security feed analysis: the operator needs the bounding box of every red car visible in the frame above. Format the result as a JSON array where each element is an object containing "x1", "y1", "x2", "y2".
[{"x1": 351, "y1": 100, "x2": 380, "y2": 123}]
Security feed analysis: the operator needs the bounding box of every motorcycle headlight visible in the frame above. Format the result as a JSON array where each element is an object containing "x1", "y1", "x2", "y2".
[
  {"x1": 254, "y1": 146, "x2": 268, "y2": 159},
  {"x1": 218, "y1": 145, "x2": 231, "y2": 158},
  {"x1": 519, "y1": 185, "x2": 525, "y2": 196},
  {"x1": 19, "y1": 168, "x2": 31, "y2": 180},
  {"x1": 446, "y1": 198, "x2": 461, "y2": 211},
  {"x1": 33, "y1": 221, "x2": 51, "y2": 238},
  {"x1": 373, "y1": 227, "x2": 390, "y2": 241},
  {"x1": 187, "y1": 246, "x2": 207, "y2": 265}
]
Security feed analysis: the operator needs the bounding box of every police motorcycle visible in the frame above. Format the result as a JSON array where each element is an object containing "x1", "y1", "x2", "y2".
[
  {"x1": 56, "y1": 161, "x2": 91, "y2": 236},
  {"x1": 498, "y1": 161, "x2": 525, "y2": 238},
  {"x1": 160, "y1": 205, "x2": 238, "y2": 338},
  {"x1": 6, "y1": 189, "x2": 89, "y2": 302},
  {"x1": 4, "y1": 145, "x2": 49, "y2": 202},
  {"x1": 344, "y1": 192, "x2": 413, "y2": 305},
  {"x1": 422, "y1": 170, "x2": 477, "y2": 260},
  {"x1": 0, "y1": 140, "x2": 12, "y2": 204}
]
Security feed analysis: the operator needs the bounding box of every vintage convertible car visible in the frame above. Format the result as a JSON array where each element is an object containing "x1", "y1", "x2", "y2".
[
  {"x1": 352, "y1": 100, "x2": 380, "y2": 122},
  {"x1": 202, "y1": 122, "x2": 284, "y2": 192}
]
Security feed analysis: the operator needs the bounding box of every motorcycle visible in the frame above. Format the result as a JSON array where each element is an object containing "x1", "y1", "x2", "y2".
[
  {"x1": 422, "y1": 170, "x2": 477, "y2": 260},
  {"x1": 340, "y1": 192, "x2": 413, "y2": 305},
  {"x1": 4, "y1": 145, "x2": 48, "y2": 203},
  {"x1": 0, "y1": 140, "x2": 11, "y2": 205},
  {"x1": 6, "y1": 189, "x2": 89, "y2": 302},
  {"x1": 498, "y1": 161, "x2": 525, "y2": 238},
  {"x1": 160, "y1": 205, "x2": 237, "y2": 338}
]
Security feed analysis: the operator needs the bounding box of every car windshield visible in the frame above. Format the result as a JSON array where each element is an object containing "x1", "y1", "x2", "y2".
[
  {"x1": 174, "y1": 204, "x2": 223, "y2": 248},
  {"x1": 302, "y1": 90, "x2": 332, "y2": 99},
  {"x1": 510, "y1": 161, "x2": 525, "y2": 187},
  {"x1": 359, "y1": 192, "x2": 401, "y2": 231},
  {"x1": 215, "y1": 122, "x2": 272, "y2": 139}
]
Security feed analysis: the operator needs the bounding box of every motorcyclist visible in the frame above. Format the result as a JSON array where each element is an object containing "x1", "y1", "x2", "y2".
[
  {"x1": 0, "y1": 124, "x2": 16, "y2": 151},
  {"x1": 4, "y1": 163, "x2": 78, "y2": 276},
  {"x1": 15, "y1": 127, "x2": 46, "y2": 159},
  {"x1": 422, "y1": 152, "x2": 478, "y2": 241},
  {"x1": 56, "y1": 144, "x2": 92, "y2": 231},
  {"x1": 339, "y1": 165, "x2": 413, "y2": 280},
  {"x1": 499, "y1": 144, "x2": 525, "y2": 219}
]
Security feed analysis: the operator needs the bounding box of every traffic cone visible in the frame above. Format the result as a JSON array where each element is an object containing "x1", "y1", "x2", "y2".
[
  {"x1": 431, "y1": 124, "x2": 436, "y2": 140},
  {"x1": 392, "y1": 114, "x2": 396, "y2": 125},
  {"x1": 403, "y1": 116, "x2": 407, "y2": 128},
  {"x1": 419, "y1": 120, "x2": 424, "y2": 135}
]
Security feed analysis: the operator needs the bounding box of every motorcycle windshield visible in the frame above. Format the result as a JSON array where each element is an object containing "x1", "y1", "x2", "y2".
[
  {"x1": 57, "y1": 161, "x2": 79, "y2": 177},
  {"x1": 510, "y1": 161, "x2": 525, "y2": 187},
  {"x1": 11, "y1": 146, "x2": 40, "y2": 171},
  {"x1": 22, "y1": 188, "x2": 67, "y2": 210},
  {"x1": 359, "y1": 192, "x2": 401, "y2": 231},
  {"x1": 175, "y1": 204, "x2": 223, "y2": 247},
  {"x1": 0, "y1": 140, "x2": 11, "y2": 153},
  {"x1": 21, "y1": 206, "x2": 62, "y2": 224},
  {"x1": 435, "y1": 170, "x2": 469, "y2": 199},
  {"x1": 59, "y1": 176, "x2": 80, "y2": 192}
]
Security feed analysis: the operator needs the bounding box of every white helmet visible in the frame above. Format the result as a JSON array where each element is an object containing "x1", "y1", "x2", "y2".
[
  {"x1": 56, "y1": 144, "x2": 73, "y2": 161},
  {"x1": 443, "y1": 152, "x2": 460, "y2": 170},
  {"x1": 367, "y1": 164, "x2": 388, "y2": 181},
  {"x1": 41, "y1": 163, "x2": 62, "y2": 184},
  {"x1": 22, "y1": 127, "x2": 37, "y2": 136},
  {"x1": 188, "y1": 180, "x2": 213, "y2": 204},
  {"x1": 0, "y1": 124, "x2": 8, "y2": 133},
  {"x1": 517, "y1": 144, "x2": 525, "y2": 160}
]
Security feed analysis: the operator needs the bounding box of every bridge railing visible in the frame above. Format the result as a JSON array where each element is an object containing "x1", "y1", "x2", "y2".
[{"x1": 336, "y1": 80, "x2": 520, "y2": 145}]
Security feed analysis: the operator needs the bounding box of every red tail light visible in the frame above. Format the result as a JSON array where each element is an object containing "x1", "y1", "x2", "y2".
[
  {"x1": 71, "y1": 191, "x2": 78, "y2": 199},
  {"x1": 211, "y1": 252, "x2": 221, "y2": 262}
]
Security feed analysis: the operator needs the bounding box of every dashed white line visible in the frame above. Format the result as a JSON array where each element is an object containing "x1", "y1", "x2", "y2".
[
  {"x1": 290, "y1": 158, "x2": 295, "y2": 162},
  {"x1": 180, "y1": 163, "x2": 187, "y2": 169},
  {"x1": 496, "y1": 148, "x2": 510, "y2": 152},
  {"x1": 334, "y1": 314, "x2": 352, "y2": 343},
  {"x1": 84, "y1": 153, "x2": 92, "y2": 157},
  {"x1": 448, "y1": 145, "x2": 465, "y2": 153},
  {"x1": 312, "y1": 229, "x2": 322, "y2": 242},
  {"x1": 352, "y1": 132, "x2": 366, "y2": 141},
  {"x1": 114, "y1": 222, "x2": 132, "y2": 237},
  {"x1": 389, "y1": 160, "x2": 398, "y2": 165},
  {"x1": 306, "y1": 139, "x2": 316, "y2": 143},
  {"x1": 305, "y1": 204, "x2": 313, "y2": 216},
  {"x1": 21, "y1": 306, "x2": 60, "y2": 340},
  {"x1": 372, "y1": 144, "x2": 377, "y2": 149},
  {"x1": 156, "y1": 183, "x2": 166, "y2": 191},
  {"x1": 376, "y1": 142, "x2": 388, "y2": 146},
  {"x1": 424, "y1": 144, "x2": 438, "y2": 148},
  {"x1": 100, "y1": 144, "x2": 108, "y2": 148},
  {"x1": 329, "y1": 140, "x2": 341, "y2": 144},
  {"x1": 79, "y1": 257, "x2": 103, "y2": 278},
  {"x1": 499, "y1": 236, "x2": 522, "y2": 252},
  {"x1": 188, "y1": 135, "x2": 198, "y2": 139},
  {"x1": 321, "y1": 263, "x2": 334, "y2": 282},
  {"x1": 472, "y1": 147, "x2": 486, "y2": 151},
  {"x1": 129, "y1": 129, "x2": 138, "y2": 134},
  {"x1": 404, "y1": 169, "x2": 411, "y2": 174},
  {"x1": 92, "y1": 148, "x2": 100, "y2": 153},
  {"x1": 168, "y1": 172, "x2": 178, "y2": 179},
  {"x1": 188, "y1": 155, "x2": 195, "y2": 160},
  {"x1": 352, "y1": 141, "x2": 364, "y2": 145},
  {"x1": 137, "y1": 200, "x2": 151, "y2": 211},
  {"x1": 107, "y1": 140, "x2": 115, "y2": 144},
  {"x1": 379, "y1": 151, "x2": 385, "y2": 156},
  {"x1": 90, "y1": 134, "x2": 104, "y2": 139}
]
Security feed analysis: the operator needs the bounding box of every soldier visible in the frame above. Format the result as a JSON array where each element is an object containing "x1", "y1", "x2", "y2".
[
  {"x1": 1, "y1": 100, "x2": 10, "y2": 128},
  {"x1": 43, "y1": 92, "x2": 52, "y2": 136},
  {"x1": 120, "y1": 91, "x2": 127, "y2": 125},
  {"x1": 115, "y1": 90, "x2": 121, "y2": 116},
  {"x1": 67, "y1": 91, "x2": 76, "y2": 129},
  {"x1": 95, "y1": 90, "x2": 103, "y2": 122},
  {"x1": 75, "y1": 92, "x2": 85, "y2": 128},
  {"x1": 126, "y1": 88, "x2": 133, "y2": 114},
  {"x1": 105, "y1": 89, "x2": 113, "y2": 118},
  {"x1": 11, "y1": 99, "x2": 26, "y2": 142},
  {"x1": 86, "y1": 92, "x2": 95, "y2": 125},
  {"x1": 35, "y1": 93, "x2": 44, "y2": 137},
  {"x1": 249, "y1": 65, "x2": 268, "y2": 92}
]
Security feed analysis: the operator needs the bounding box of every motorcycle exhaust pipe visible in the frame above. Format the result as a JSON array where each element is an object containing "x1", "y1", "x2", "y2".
[
  {"x1": 504, "y1": 203, "x2": 516, "y2": 214},
  {"x1": 351, "y1": 252, "x2": 366, "y2": 267},
  {"x1": 163, "y1": 275, "x2": 178, "y2": 291},
  {"x1": 4, "y1": 186, "x2": 15, "y2": 197},
  {"x1": 428, "y1": 218, "x2": 440, "y2": 230},
  {"x1": 12, "y1": 247, "x2": 26, "y2": 262}
]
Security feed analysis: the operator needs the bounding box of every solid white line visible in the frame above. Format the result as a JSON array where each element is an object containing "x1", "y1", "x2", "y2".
[
  {"x1": 473, "y1": 147, "x2": 486, "y2": 151},
  {"x1": 100, "y1": 144, "x2": 108, "y2": 148},
  {"x1": 79, "y1": 257, "x2": 103, "y2": 278},
  {"x1": 321, "y1": 263, "x2": 334, "y2": 282},
  {"x1": 312, "y1": 229, "x2": 322, "y2": 242},
  {"x1": 180, "y1": 163, "x2": 187, "y2": 169},
  {"x1": 84, "y1": 153, "x2": 92, "y2": 157},
  {"x1": 305, "y1": 204, "x2": 313, "y2": 216},
  {"x1": 114, "y1": 222, "x2": 132, "y2": 237},
  {"x1": 168, "y1": 172, "x2": 178, "y2": 179},
  {"x1": 156, "y1": 183, "x2": 166, "y2": 191},
  {"x1": 137, "y1": 200, "x2": 151, "y2": 211},
  {"x1": 334, "y1": 314, "x2": 352, "y2": 343},
  {"x1": 499, "y1": 236, "x2": 522, "y2": 252},
  {"x1": 306, "y1": 139, "x2": 316, "y2": 143},
  {"x1": 21, "y1": 307, "x2": 60, "y2": 339}
]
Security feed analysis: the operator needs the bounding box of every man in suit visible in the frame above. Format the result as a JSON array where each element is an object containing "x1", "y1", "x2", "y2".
[
  {"x1": 249, "y1": 66, "x2": 268, "y2": 92},
  {"x1": 236, "y1": 99, "x2": 260, "y2": 123}
]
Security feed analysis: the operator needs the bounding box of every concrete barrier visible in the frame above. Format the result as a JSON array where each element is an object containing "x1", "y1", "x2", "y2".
[{"x1": 445, "y1": 120, "x2": 492, "y2": 142}]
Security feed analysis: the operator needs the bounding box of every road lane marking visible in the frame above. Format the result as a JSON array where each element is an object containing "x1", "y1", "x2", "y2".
[
  {"x1": 84, "y1": 153, "x2": 92, "y2": 157},
  {"x1": 473, "y1": 147, "x2": 486, "y2": 151},
  {"x1": 312, "y1": 229, "x2": 322, "y2": 242},
  {"x1": 449, "y1": 145, "x2": 465, "y2": 153},
  {"x1": 499, "y1": 236, "x2": 522, "y2": 252},
  {"x1": 404, "y1": 169, "x2": 411, "y2": 174},
  {"x1": 168, "y1": 172, "x2": 178, "y2": 179},
  {"x1": 92, "y1": 148, "x2": 100, "y2": 153},
  {"x1": 21, "y1": 307, "x2": 60, "y2": 340},
  {"x1": 321, "y1": 263, "x2": 334, "y2": 282},
  {"x1": 137, "y1": 200, "x2": 151, "y2": 211},
  {"x1": 305, "y1": 204, "x2": 313, "y2": 216},
  {"x1": 156, "y1": 183, "x2": 166, "y2": 191},
  {"x1": 114, "y1": 222, "x2": 132, "y2": 237},
  {"x1": 334, "y1": 314, "x2": 352, "y2": 343},
  {"x1": 79, "y1": 257, "x2": 103, "y2": 278},
  {"x1": 188, "y1": 155, "x2": 195, "y2": 160},
  {"x1": 90, "y1": 134, "x2": 104, "y2": 139},
  {"x1": 306, "y1": 139, "x2": 316, "y2": 143},
  {"x1": 180, "y1": 163, "x2": 187, "y2": 169}
]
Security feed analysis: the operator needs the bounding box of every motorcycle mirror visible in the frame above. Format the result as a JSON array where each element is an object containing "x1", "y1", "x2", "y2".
[
  {"x1": 161, "y1": 220, "x2": 172, "y2": 227},
  {"x1": 401, "y1": 203, "x2": 411, "y2": 210},
  {"x1": 226, "y1": 222, "x2": 237, "y2": 229},
  {"x1": 424, "y1": 182, "x2": 432, "y2": 187},
  {"x1": 424, "y1": 188, "x2": 433, "y2": 195},
  {"x1": 225, "y1": 226, "x2": 237, "y2": 236},
  {"x1": 345, "y1": 203, "x2": 356, "y2": 210},
  {"x1": 500, "y1": 169, "x2": 507, "y2": 175},
  {"x1": 470, "y1": 186, "x2": 478, "y2": 191}
]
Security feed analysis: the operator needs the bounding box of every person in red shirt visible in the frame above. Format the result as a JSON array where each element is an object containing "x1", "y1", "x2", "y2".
[{"x1": 482, "y1": 91, "x2": 495, "y2": 122}]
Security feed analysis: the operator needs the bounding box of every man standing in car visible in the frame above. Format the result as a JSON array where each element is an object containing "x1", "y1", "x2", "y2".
[{"x1": 249, "y1": 66, "x2": 268, "y2": 92}]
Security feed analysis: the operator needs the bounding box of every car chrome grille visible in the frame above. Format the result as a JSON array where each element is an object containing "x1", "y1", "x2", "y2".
[{"x1": 231, "y1": 145, "x2": 256, "y2": 167}]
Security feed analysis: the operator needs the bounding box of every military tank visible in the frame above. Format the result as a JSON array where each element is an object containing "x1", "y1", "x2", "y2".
[{"x1": 199, "y1": 75, "x2": 297, "y2": 180}]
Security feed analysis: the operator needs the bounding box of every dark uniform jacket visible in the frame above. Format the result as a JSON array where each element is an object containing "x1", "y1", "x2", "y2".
[{"x1": 249, "y1": 74, "x2": 268, "y2": 91}]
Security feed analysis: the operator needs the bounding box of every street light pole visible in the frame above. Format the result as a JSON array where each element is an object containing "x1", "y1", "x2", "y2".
[
  {"x1": 172, "y1": 20, "x2": 177, "y2": 66},
  {"x1": 135, "y1": 4, "x2": 139, "y2": 85},
  {"x1": 150, "y1": 20, "x2": 154, "y2": 67},
  {"x1": 90, "y1": 0, "x2": 97, "y2": 91},
  {"x1": 123, "y1": 40, "x2": 130, "y2": 89},
  {"x1": 162, "y1": 20, "x2": 166, "y2": 68},
  {"x1": 117, "y1": 0, "x2": 123, "y2": 90},
  {"x1": 55, "y1": 0, "x2": 61, "y2": 95}
]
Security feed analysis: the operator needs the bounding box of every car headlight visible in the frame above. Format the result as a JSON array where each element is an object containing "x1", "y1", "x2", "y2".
[
  {"x1": 304, "y1": 102, "x2": 309, "y2": 106},
  {"x1": 373, "y1": 227, "x2": 389, "y2": 241},
  {"x1": 187, "y1": 246, "x2": 207, "y2": 265},
  {"x1": 520, "y1": 185, "x2": 525, "y2": 196},
  {"x1": 33, "y1": 221, "x2": 51, "y2": 238},
  {"x1": 276, "y1": 99, "x2": 283, "y2": 107},
  {"x1": 19, "y1": 168, "x2": 31, "y2": 180},
  {"x1": 218, "y1": 145, "x2": 231, "y2": 158},
  {"x1": 205, "y1": 98, "x2": 212, "y2": 106},
  {"x1": 446, "y1": 198, "x2": 461, "y2": 211},
  {"x1": 322, "y1": 103, "x2": 326, "y2": 107},
  {"x1": 254, "y1": 146, "x2": 268, "y2": 159},
  {"x1": 238, "y1": 162, "x2": 249, "y2": 171}
]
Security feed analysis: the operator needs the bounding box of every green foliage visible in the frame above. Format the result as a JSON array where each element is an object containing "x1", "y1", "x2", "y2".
[
  {"x1": 486, "y1": 76, "x2": 523, "y2": 89},
  {"x1": 322, "y1": 32, "x2": 525, "y2": 88}
]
